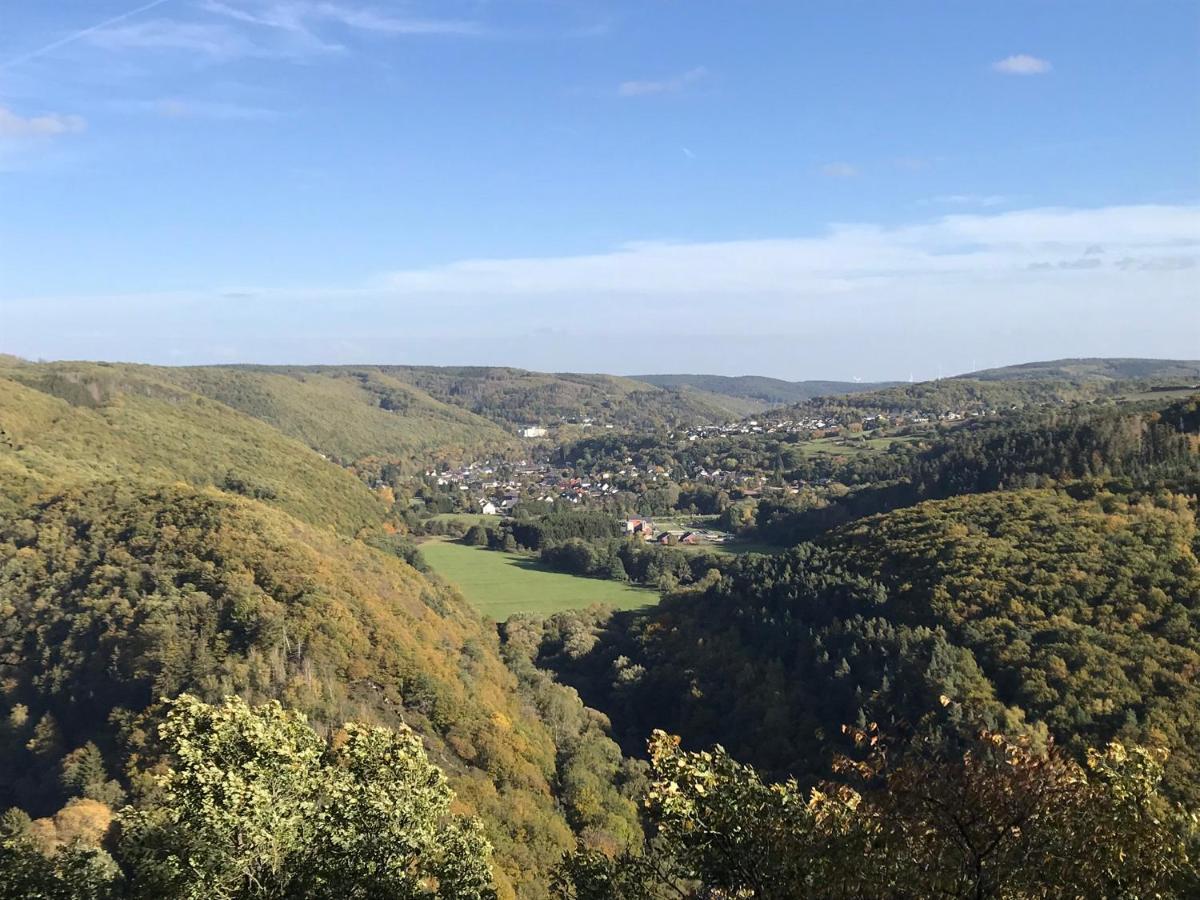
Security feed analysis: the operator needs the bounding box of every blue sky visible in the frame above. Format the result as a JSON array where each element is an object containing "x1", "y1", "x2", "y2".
[{"x1": 1, "y1": 1, "x2": 1197, "y2": 379}]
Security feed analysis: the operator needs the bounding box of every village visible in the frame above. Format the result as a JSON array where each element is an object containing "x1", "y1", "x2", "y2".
[
  {"x1": 413, "y1": 398, "x2": 1006, "y2": 527},
  {"x1": 426, "y1": 458, "x2": 676, "y2": 512},
  {"x1": 680, "y1": 407, "x2": 992, "y2": 442},
  {"x1": 422, "y1": 452, "x2": 786, "y2": 524}
]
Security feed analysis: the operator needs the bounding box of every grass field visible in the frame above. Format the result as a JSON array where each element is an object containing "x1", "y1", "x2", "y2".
[
  {"x1": 703, "y1": 540, "x2": 781, "y2": 556},
  {"x1": 428, "y1": 512, "x2": 501, "y2": 527},
  {"x1": 792, "y1": 431, "x2": 931, "y2": 457},
  {"x1": 419, "y1": 538, "x2": 657, "y2": 620}
]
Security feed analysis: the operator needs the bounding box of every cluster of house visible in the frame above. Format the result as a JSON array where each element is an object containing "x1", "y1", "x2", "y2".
[
  {"x1": 679, "y1": 413, "x2": 881, "y2": 441},
  {"x1": 518, "y1": 420, "x2": 616, "y2": 439},
  {"x1": 419, "y1": 401, "x2": 1006, "y2": 521},
  {"x1": 427, "y1": 459, "x2": 633, "y2": 514},
  {"x1": 628, "y1": 518, "x2": 700, "y2": 547},
  {"x1": 675, "y1": 405, "x2": 1000, "y2": 443},
  {"x1": 680, "y1": 419, "x2": 765, "y2": 440},
  {"x1": 756, "y1": 407, "x2": 998, "y2": 433},
  {"x1": 625, "y1": 517, "x2": 730, "y2": 545}
]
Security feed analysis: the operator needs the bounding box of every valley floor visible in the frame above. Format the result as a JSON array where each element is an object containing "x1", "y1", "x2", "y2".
[{"x1": 419, "y1": 537, "x2": 657, "y2": 620}]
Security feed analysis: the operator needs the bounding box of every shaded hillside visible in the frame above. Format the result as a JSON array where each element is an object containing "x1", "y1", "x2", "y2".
[
  {"x1": 0, "y1": 482, "x2": 638, "y2": 898},
  {"x1": 753, "y1": 395, "x2": 1200, "y2": 543},
  {"x1": 529, "y1": 487, "x2": 1200, "y2": 805},
  {"x1": 0, "y1": 361, "x2": 385, "y2": 534},
  {"x1": 828, "y1": 488, "x2": 1200, "y2": 799},
  {"x1": 632, "y1": 373, "x2": 898, "y2": 406}
]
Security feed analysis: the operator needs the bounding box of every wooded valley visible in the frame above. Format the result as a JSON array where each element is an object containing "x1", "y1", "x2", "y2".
[{"x1": 0, "y1": 357, "x2": 1197, "y2": 898}]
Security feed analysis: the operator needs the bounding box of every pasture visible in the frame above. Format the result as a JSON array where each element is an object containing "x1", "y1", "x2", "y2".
[{"x1": 419, "y1": 538, "x2": 657, "y2": 620}]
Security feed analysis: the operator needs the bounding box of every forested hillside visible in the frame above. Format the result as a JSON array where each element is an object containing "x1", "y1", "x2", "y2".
[
  {"x1": 168, "y1": 366, "x2": 522, "y2": 467},
  {"x1": 969, "y1": 357, "x2": 1200, "y2": 384},
  {"x1": 373, "y1": 366, "x2": 754, "y2": 426},
  {"x1": 1, "y1": 357, "x2": 1197, "y2": 896},
  {"x1": 769, "y1": 357, "x2": 1200, "y2": 421},
  {"x1": 631, "y1": 373, "x2": 897, "y2": 407},
  {"x1": 0, "y1": 482, "x2": 638, "y2": 897},
  {"x1": 833, "y1": 487, "x2": 1200, "y2": 796},
  {"x1": 165, "y1": 363, "x2": 752, "y2": 441},
  {"x1": 529, "y1": 486, "x2": 1200, "y2": 806},
  {"x1": 755, "y1": 396, "x2": 1200, "y2": 542},
  {"x1": 0, "y1": 362, "x2": 386, "y2": 532},
  {"x1": 634, "y1": 358, "x2": 1200, "y2": 415}
]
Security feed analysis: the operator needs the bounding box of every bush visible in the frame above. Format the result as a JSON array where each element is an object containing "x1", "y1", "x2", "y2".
[{"x1": 464, "y1": 524, "x2": 491, "y2": 546}]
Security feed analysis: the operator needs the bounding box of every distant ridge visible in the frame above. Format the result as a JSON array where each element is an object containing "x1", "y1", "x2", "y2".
[
  {"x1": 631, "y1": 373, "x2": 900, "y2": 406},
  {"x1": 635, "y1": 359, "x2": 1200, "y2": 413},
  {"x1": 960, "y1": 357, "x2": 1200, "y2": 383},
  {"x1": 754, "y1": 356, "x2": 1200, "y2": 420}
]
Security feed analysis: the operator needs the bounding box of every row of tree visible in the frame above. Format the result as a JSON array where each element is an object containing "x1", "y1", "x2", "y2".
[{"x1": 9, "y1": 694, "x2": 1194, "y2": 899}]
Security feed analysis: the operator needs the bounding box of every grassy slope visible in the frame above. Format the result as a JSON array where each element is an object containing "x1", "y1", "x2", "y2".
[
  {"x1": 0, "y1": 362, "x2": 385, "y2": 534},
  {"x1": 167, "y1": 366, "x2": 520, "y2": 466},
  {"x1": 420, "y1": 538, "x2": 656, "y2": 620}
]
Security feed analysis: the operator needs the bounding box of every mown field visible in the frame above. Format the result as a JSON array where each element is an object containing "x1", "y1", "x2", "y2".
[
  {"x1": 428, "y1": 512, "x2": 503, "y2": 528},
  {"x1": 792, "y1": 430, "x2": 932, "y2": 457},
  {"x1": 419, "y1": 538, "x2": 657, "y2": 620}
]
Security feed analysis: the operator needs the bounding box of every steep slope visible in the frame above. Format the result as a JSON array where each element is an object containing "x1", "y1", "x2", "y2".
[
  {"x1": 378, "y1": 365, "x2": 746, "y2": 426},
  {"x1": 753, "y1": 395, "x2": 1200, "y2": 543},
  {"x1": 167, "y1": 365, "x2": 521, "y2": 467},
  {"x1": 0, "y1": 361, "x2": 385, "y2": 533},
  {"x1": 829, "y1": 488, "x2": 1200, "y2": 798},
  {"x1": 531, "y1": 487, "x2": 1200, "y2": 805},
  {"x1": 0, "y1": 482, "x2": 634, "y2": 898}
]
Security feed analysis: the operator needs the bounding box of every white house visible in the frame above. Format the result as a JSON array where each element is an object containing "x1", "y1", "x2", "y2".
[
  {"x1": 480, "y1": 501, "x2": 500, "y2": 516},
  {"x1": 521, "y1": 426, "x2": 548, "y2": 438}
]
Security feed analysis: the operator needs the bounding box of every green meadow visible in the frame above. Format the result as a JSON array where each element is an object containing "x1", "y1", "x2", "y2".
[{"x1": 419, "y1": 538, "x2": 657, "y2": 620}]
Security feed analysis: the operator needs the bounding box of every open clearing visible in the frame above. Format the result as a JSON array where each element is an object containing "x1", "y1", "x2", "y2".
[
  {"x1": 419, "y1": 538, "x2": 657, "y2": 620},
  {"x1": 428, "y1": 512, "x2": 502, "y2": 528}
]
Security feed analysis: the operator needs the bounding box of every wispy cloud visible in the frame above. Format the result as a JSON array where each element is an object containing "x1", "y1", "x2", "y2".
[
  {"x1": 114, "y1": 98, "x2": 281, "y2": 120},
  {"x1": 6, "y1": 205, "x2": 1196, "y2": 374},
  {"x1": 375, "y1": 204, "x2": 1199, "y2": 295},
  {"x1": 0, "y1": 106, "x2": 86, "y2": 138},
  {"x1": 81, "y1": 1, "x2": 487, "y2": 63},
  {"x1": 993, "y1": 54, "x2": 1051, "y2": 75},
  {"x1": 820, "y1": 161, "x2": 858, "y2": 178},
  {"x1": 88, "y1": 19, "x2": 267, "y2": 59},
  {"x1": 1115, "y1": 255, "x2": 1196, "y2": 272},
  {"x1": 928, "y1": 194, "x2": 1007, "y2": 207},
  {"x1": 202, "y1": 1, "x2": 485, "y2": 38},
  {"x1": 0, "y1": 0, "x2": 172, "y2": 69},
  {"x1": 1028, "y1": 257, "x2": 1103, "y2": 271},
  {"x1": 198, "y1": 0, "x2": 306, "y2": 30},
  {"x1": 307, "y1": 4, "x2": 484, "y2": 36},
  {"x1": 618, "y1": 66, "x2": 707, "y2": 97}
]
